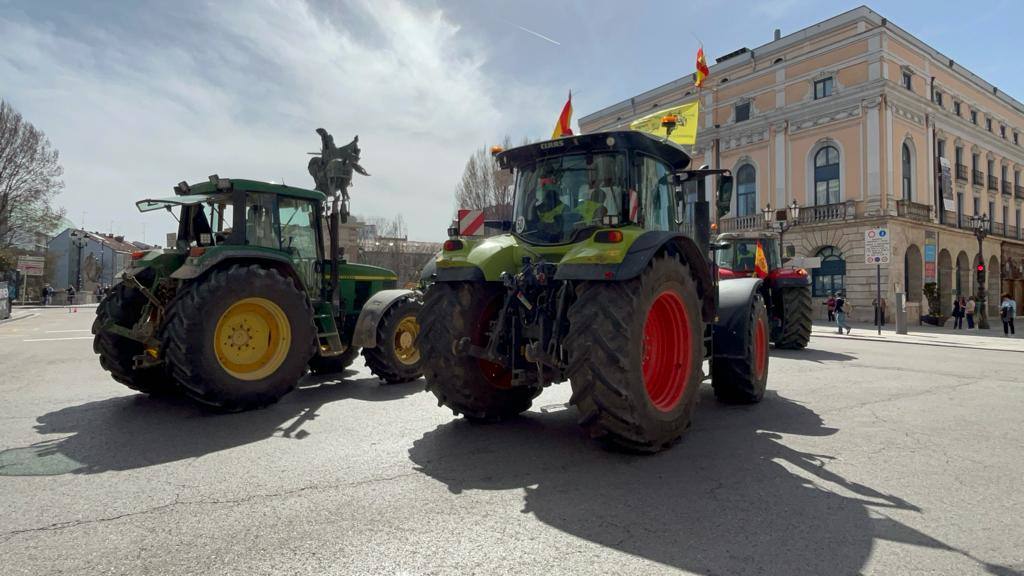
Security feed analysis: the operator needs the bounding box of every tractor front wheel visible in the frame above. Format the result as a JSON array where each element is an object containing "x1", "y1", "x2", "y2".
[
  {"x1": 420, "y1": 282, "x2": 541, "y2": 421},
  {"x1": 712, "y1": 295, "x2": 770, "y2": 403},
  {"x1": 566, "y1": 252, "x2": 704, "y2": 452},
  {"x1": 774, "y1": 286, "x2": 812, "y2": 349},
  {"x1": 363, "y1": 298, "x2": 423, "y2": 384},
  {"x1": 162, "y1": 264, "x2": 316, "y2": 411}
]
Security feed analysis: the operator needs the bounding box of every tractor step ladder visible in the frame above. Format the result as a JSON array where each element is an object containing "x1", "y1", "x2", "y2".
[{"x1": 314, "y1": 311, "x2": 345, "y2": 356}]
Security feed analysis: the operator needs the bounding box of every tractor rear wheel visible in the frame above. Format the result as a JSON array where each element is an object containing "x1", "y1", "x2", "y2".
[
  {"x1": 774, "y1": 286, "x2": 812, "y2": 349},
  {"x1": 308, "y1": 345, "x2": 361, "y2": 375},
  {"x1": 92, "y1": 282, "x2": 176, "y2": 395},
  {"x1": 363, "y1": 297, "x2": 423, "y2": 384},
  {"x1": 162, "y1": 264, "x2": 316, "y2": 411},
  {"x1": 420, "y1": 282, "x2": 541, "y2": 421},
  {"x1": 566, "y1": 252, "x2": 704, "y2": 453},
  {"x1": 712, "y1": 295, "x2": 770, "y2": 403}
]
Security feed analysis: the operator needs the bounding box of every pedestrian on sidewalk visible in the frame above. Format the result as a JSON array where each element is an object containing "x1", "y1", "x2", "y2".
[
  {"x1": 826, "y1": 293, "x2": 836, "y2": 322},
  {"x1": 951, "y1": 297, "x2": 963, "y2": 329},
  {"x1": 965, "y1": 296, "x2": 976, "y2": 329},
  {"x1": 835, "y1": 291, "x2": 851, "y2": 334},
  {"x1": 1000, "y1": 294, "x2": 1016, "y2": 336},
  {"x1": 42, "y1": 284, "x2": 52, "y2": 306},
  {"x1": 64, "y1": 285, "x2": 76, "y2": 309}
]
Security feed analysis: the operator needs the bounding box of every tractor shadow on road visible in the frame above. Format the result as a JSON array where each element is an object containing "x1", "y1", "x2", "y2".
[
  {"x1": 771, "y1": 346, "x2": 858, "y2": 363},
  {"x1": 0, "y1": 375, "x2": 424, "y2": 476},
  {"x1": 408, "y1": 389, "x2": 1012, "y2": 576}
]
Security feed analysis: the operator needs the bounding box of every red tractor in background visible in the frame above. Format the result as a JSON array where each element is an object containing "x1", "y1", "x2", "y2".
[{"x1": 716, "y1": 231, "x2": 812, "y2": 349}]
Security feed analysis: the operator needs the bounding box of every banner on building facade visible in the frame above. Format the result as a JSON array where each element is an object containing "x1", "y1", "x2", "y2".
[
  {"x1": 924, "y1": 230, "x2": 938, "y2": 284},
  {"x1": 629, "y1": 101, "x2": 700, "y2": 145},
  {"x1": 938, "y1": 157, "x2": 954, "y2": 211}
]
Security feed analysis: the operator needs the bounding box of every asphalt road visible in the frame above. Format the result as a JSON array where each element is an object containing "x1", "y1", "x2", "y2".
[{"x1": 1, "y1": 307, "x2": 1021, "y2": 575}]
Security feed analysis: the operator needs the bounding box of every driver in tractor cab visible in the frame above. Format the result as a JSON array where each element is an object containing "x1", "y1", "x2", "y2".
[
  {"x1": 577, "y1": 184, "x2": 610, "y2": 224},
  {"x1": 535, "y1": 173, "x2": 569, "y2": 239},
  {"x1": 735, "y1": 242, "x2": 756, "y2": 271}
]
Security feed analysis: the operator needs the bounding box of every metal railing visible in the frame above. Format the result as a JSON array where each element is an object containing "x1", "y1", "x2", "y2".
[
  {"x1": 972, "y1": 169, "x2": 984, "y2": 186},
  {"x1": 799, "y1": 203, "x2": 847, "y2": 224},
  {"x1": 1017, "y1": 185, "x2": 1024, "y2": 199},
  {"x1": 718, "y1": 213, "x2": 765, "y2": 232},
  {"x1": 956, "y1": 164, "x2": 969, "y2": 181},
  {"x1": 896, "y1": 199, "x2": 931, "y2": 222},
  {"x1": 1003, "y1": 181, "x2": 1013, "y2": 195},
  {"x1": 988, "y1": 175, "x2": 999, "y2": 190}
]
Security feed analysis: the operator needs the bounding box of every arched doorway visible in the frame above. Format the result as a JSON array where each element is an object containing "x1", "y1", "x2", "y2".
[
  {"x1": 938, "y1": 249, "x2": 953, "y2": 310},
  {"x1": 956, "y1": 251, "x2": 971, "y2": 298},
  {"x1": 904, "y1": 245, "x2": 924, "y2": 303}
]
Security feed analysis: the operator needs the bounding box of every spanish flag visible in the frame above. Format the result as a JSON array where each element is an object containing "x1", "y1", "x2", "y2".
[
  {"x1": 754, "y1": 241, "x2": 769, "y2": 278},
  {"x1": 695, "y1": 46, "x2": 710, "y2": 88},
  {"x1": 551, "y1": 91, "x2": 573, "y2": 139}
]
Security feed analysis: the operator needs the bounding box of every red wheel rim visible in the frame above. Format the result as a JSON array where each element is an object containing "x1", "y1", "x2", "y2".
[
  {"x1": 642, "y1": 290, "x2": 692, "y2": 412},
  {"x1": 754, "y1": 316, "x2": 768, "y2": 380},
  {"x1": 474, "y1": 295, "x2": 512, "y2": 389}
]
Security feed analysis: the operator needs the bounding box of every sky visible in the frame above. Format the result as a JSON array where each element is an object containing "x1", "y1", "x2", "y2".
[{"x1": 2, "y1": 0, "x2": 1023, "y2": 243}]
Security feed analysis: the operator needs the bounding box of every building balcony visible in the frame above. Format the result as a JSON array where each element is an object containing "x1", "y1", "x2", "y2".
[
  {"x1": 988, "y1": 175, "x2": 998, "y2": 191},
  {"x1": 896, "y1": 199, "x2": 932, "y2": 223},
  {"x1": 1006, "y1": 225, "x2": 1020, "y2": 240},
  {"x1": 1002, "y1": 181, "x2": 1013, "y2": 196},
  {"x1": 956, "y1": 164, "x2": 969, "y2": 181},
  {"x1": 719, "y1": 213, "x2": 765, "y2": 232},
  {"x1": 972, "y1": 169, "x2": 984, "y2": 186},
  {"x1": 799, "y1": 202, "x2": 848, "y2": 224},
  {"x1": 1016, "y1": 185, "x2": 1024, "y2": 199}
]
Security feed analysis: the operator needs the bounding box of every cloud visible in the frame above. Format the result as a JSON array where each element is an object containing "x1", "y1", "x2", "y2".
[{"x1": 0, "y1": 0, "x2": 536, "y2": 242}]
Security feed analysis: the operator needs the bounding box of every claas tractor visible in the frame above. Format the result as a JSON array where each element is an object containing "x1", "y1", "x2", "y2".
[
  {"x1": 716, "y1": 231, "x2": 812, "y2": 349},
  {"x1": 419, "y1": 131, "x2": 770, "y2": 452},
  {"x1": 91, "y1": 129, "x2": 422, "y2": 411}
]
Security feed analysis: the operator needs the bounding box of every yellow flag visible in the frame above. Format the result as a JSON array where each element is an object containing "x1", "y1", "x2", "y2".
[{"x1": 629, "y1": 101, "x2": 700, "y2": 145}]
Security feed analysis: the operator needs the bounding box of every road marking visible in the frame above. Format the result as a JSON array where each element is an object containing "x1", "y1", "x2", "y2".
[
  {"x1": 22, "y1": 336, "x2": 93, "y2": 342},
  {"x1": 45, "y1": 329, "x2": 91, "y2": 333}
]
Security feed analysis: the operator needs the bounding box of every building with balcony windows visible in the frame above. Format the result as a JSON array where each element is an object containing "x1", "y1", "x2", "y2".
[{"x1": 580, "y1": 6, "x2": 1024, "y2": 321}]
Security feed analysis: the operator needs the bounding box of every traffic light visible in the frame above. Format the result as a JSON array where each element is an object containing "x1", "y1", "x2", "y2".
[{"x1": 976, "y1": 263, "x2": 986, "y2": 286}]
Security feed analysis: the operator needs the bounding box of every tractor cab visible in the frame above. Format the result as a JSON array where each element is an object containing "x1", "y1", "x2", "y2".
[{"x1": 716, "y1": 231, "x2": 782, "y2": 278}]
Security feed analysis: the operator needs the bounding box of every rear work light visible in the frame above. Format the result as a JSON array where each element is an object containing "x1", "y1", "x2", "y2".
[
  {"x1": 594, "y1": 230, "x2": 624, "y2": 243},
  {"x1": 131, "y1": 251, "x2": 147, "y2": 260},
  {"x1": 443, "y1": 239, "x2": 464, "y2": 251}
]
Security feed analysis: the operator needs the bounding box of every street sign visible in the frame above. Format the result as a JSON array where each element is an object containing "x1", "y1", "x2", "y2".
[
  {"x1": 864, "y1": 228, "x2": 891, "y2": 264},
  {"x1": 16, "y1": 255, "x2": 45, "y2": 277}
]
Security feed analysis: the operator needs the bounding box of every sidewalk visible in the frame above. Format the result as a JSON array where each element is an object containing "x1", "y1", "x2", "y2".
[
  {"x1": 0, "y1": 310, "x2": 37, "y2": 325},
  {"x1": 812, "y1": 320, "x2": 1022, "y2": 353}
]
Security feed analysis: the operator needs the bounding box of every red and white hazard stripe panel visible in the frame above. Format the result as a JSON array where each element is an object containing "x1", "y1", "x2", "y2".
[{"x1": 458, "y1": 209, "x2": 485, "y2": 236}]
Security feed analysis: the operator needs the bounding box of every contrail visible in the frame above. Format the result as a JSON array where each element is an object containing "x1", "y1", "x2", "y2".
[{"x1": 514, "y1": 23, "x2": 561, "y2": 46}]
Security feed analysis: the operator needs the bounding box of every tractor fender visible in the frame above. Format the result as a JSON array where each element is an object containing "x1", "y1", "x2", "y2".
[
  {"x1": 555, "y1": 231, "x2": 715, "y2": 322},
  {"x1": 352, "y1": 289, "x2": 419, "y2": 349},
  {"x1": 170, "y1": 249, "x2": 299, "y2": 282},
  {"x1": 713, "y1": 277, "x2": 764, "y2": 360},
  {"x1": 768, "y1": 267, "x2": 811, "y2": 288}
]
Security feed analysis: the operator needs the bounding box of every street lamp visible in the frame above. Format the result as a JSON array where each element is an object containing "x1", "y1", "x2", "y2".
[
  {"x1": 968, "y1": 214, "x2": 990, "y2": 329},
  {"x1": 762, "y1": 199, "x2": 801, "y2": 259},
  {"x1": 68, "y1": 230, "x2": 88, "y2": 292}
]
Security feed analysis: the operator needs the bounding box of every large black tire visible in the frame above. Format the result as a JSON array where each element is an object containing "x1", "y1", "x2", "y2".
[
  {"x1": 712, "y1": 295, "x2": 770, "y2": 404},
  {"x1": 420, "y1": 282, "x2": 541, "y2": 421},
  {"x1": 308, "y1": 345, "x2": 361, "y2": 375},
  {"x1": 363, "y1": 298, "x2": 423, "y2": 384},
  {"x1": 566, "y1": 253, "x2": 705, "y2": 453},
  {"x1": 92, "y1": 282, "x2": 177, "y2": 395},
  {"x1": 774, "y1": 285, "x2": 812, "y2": 349},
  {"x1": 161, "y1": 264, "x2": 316, "y2": 411}
]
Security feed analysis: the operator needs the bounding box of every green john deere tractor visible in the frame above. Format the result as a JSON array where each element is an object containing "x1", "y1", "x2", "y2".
[
  {"x1": 92, "y1": 129, "x2": 422, "y2": 410},
  {"x1": 420, "y1": 131, "x2": 770, "y2": 452}
]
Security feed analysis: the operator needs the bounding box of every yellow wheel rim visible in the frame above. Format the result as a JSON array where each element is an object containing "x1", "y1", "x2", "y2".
[
  {"x1": 393, "y1": 314, "x2": 420, "y2": 366},
  {"x1": 213, "y1": 297, "x2": 292, "y2": 381}
]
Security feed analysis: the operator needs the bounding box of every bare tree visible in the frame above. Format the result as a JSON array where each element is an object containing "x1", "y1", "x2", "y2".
[
  {"x1": 0, "y1": 100, "x2": 65, "y2": 249},
  {"x1": 354, "y1": 213, "x2": 439, "y2": 286},
  {"x1": 453, "y1": 135, "x2": 527, "y2": 221}
]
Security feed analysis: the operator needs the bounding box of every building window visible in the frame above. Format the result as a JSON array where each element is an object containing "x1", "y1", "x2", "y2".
[
  {"x1": 1017, "y1": 209, "x2": 1022, "y2": 239},
  {"x1": 973, "y1": 196, "x2": 980, "y2": 216},
  {"x1": 812, "y1": 247, "x2": 846, "y2": 297},
  {"x1": 988, "y1": 159, "x2": 995, "y2": 178},
  {"x1": 813, "y1": 145, "x2": 841, "y2": 205},
  {"x1": 902, "y1": 72, "x2": 912, "y2": 90},
  {"x1": 935, "y1": 92, "x2": 943, "y2": 107},
  {"x1": 735, "y1": 102, "x2": 750, "y2": 123},
  {"x1": 1000, "y1": 125, "x2": 1006, "y2": 139},
  {"x1": 814, "y1": 77, "x2": 833, "y2": 100},
  {"x1": 736, "y1": 164, "x2": 756, "y2": 216},
  {"x1": 937, "y1": 139, "x2": 946, "y2": 160},
  {"x1": 955, "y1": 146, "x2": 963, "y2": 165},
  {"x1": 902, "y1": 143, "x2": 913, "y2": 200},
  {"x1": 1002, "y1": 165, "x2": 1008, "y2": 183},
  {"x1": 954, "y1": 101, "x2": 961, "y2": 116},
  {"x1": 1003, "y1": 206, "x2": 1009, "y2": 231},
  {"x1": 986, "y1": 117, "x2": 992, "y2": 132},
  {"x1": 971, "y1": 110, "x2": 978, "y2": 124},
  {"x1": 1016, "y1": 170, "x2": 1021, "y2": 187},
  {"x1": 989, "y1": 201, "x2": 995, "y2": 228},
  {"x1": 957, "y1": 192, "x2": 964, "y2": 227},
  {"x1": 1015, "y1": 132, "x2": 1020, "y2": 145}
]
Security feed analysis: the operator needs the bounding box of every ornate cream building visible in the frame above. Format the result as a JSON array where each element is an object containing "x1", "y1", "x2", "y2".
[{"x1": 580, "y1": 6, "x2": 1024, "y2": 322}]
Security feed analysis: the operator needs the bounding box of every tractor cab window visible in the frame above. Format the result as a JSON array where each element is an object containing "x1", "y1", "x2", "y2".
[
  {"x1": 205, "y1": 197, "x2": 233, "y2": 244},
  {"x1": 278, "y1": 197, "x2": 319, "y2": 260},
  {"x1": 513, "y1": 152, "x2": 625, "y2": 244},
  {"x1": 716, "y1": 238, "x2": 779, "y2": 272},
  {"x1": 638, "y1": 155, "x2": 673, "y2": 231},
  {"x1": 245, "y1": 193, "x2": 278, "y2": 249}
]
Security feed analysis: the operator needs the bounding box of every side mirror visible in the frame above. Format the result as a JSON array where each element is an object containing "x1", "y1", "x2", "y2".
[{"x1": 716, "y1": 175, "x2": 733, "y2": 218}]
